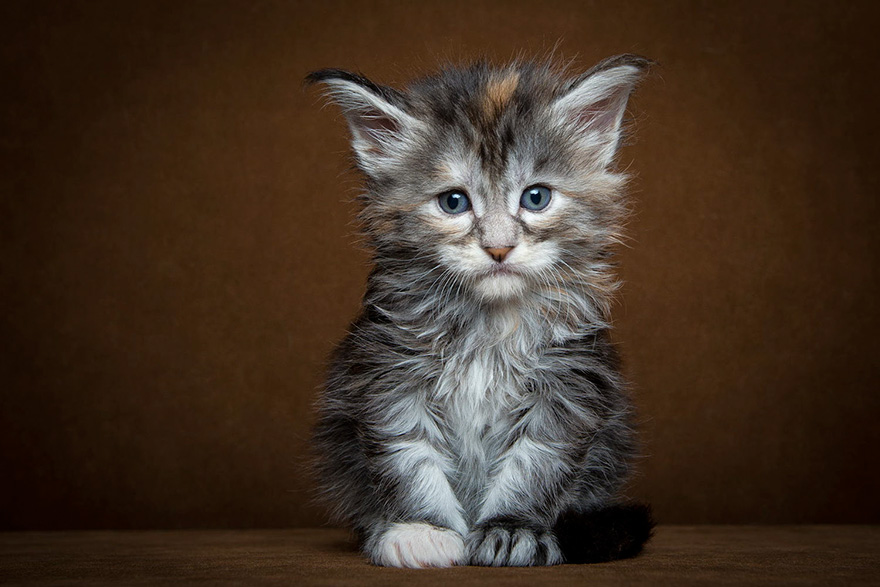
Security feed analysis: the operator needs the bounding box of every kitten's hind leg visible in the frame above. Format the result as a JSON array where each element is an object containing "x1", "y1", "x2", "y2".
[{"x1": 366, "y1": 522, "x2": 466, "y2": 568}]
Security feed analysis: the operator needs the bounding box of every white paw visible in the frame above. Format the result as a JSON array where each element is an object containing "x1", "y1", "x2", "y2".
[{"x1": 372, "y1": 522, "x2": 466, "y2": 568}]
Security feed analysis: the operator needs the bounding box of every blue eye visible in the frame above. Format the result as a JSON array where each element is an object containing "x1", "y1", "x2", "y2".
[
  {"x1": 520, "y1": 185, "x2": 552, "y2": 211},
  {"x1": 438, "y1": 190, "x2": 471, "y2": 214}
]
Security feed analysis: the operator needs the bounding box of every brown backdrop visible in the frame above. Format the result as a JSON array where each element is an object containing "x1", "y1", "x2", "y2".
[{"x1": 1, "y1": 0, "x2": 878, "y2": 530}]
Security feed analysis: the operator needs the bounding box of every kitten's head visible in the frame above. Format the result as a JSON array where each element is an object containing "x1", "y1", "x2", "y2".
[{"x1": 308, "y1": 56, "x2": 650, "y2": 310}]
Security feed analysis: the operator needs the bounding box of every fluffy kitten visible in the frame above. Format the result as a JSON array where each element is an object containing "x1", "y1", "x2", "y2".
[{"x1": 307, "y1": 54, "x2": 653, "y2": 568}]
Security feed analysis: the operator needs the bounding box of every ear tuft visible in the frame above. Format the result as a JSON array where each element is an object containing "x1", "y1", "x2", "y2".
[
  {"x1": 306, "y1": 69, "x2": 421, "y2": 171},
  {"x1": 552, "y1": 54, "x2": 653, "y2": 168}
]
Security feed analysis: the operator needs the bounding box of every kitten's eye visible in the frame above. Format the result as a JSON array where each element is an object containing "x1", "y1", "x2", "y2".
[
  {"x1": 520, "y1": 185, "x2": 552, "y2": 211},
  {"x1": 438, "y1": 190, "x2": 471, "y2": 214}
]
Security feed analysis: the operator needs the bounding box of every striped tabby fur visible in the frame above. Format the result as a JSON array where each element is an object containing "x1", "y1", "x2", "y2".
[{"x1": 307, "y1": 55, "x2": 654, "y2": 568}]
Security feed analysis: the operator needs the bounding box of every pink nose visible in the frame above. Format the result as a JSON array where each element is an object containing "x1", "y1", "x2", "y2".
[{"x1": 484, "y1": 246, "x2": 514, "y2": 262}]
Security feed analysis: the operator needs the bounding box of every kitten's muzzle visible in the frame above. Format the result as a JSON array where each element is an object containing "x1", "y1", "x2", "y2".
[{"x1": 484, "y1": 246, "x2": 515, "y2": 263}]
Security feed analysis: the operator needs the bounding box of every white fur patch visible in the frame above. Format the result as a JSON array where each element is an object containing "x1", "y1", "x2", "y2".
[
  {"x1": 473, "y1": 272, "x2": 528, "y2": 300},
  {"x1": 373, "y1": 523, "x2": 466, "y2": 568}
]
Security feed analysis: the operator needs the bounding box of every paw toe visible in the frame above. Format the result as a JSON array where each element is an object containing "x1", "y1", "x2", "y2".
[{"x1": 468, "y1": 524, "x2": 562, "y2": 566}]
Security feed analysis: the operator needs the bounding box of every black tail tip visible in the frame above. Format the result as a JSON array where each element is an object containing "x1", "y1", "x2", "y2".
[{"x1": 554, "y1": 503, "x2": 655, "y2": 564}]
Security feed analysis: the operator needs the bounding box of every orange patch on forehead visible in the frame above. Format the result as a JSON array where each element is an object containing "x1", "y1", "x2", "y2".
[{"x1": 482, "y1": 72, "x2": 520, "y2": 117}]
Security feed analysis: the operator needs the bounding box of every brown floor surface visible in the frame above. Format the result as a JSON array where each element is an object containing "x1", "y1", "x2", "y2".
[{"x1": 1, "y1": 526, "x2": 878, "y2": 586}]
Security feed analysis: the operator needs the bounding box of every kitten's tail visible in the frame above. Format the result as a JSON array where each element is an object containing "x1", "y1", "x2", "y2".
[{"x1": 553, "y1": 503, "x2": 655, "y2": 563}]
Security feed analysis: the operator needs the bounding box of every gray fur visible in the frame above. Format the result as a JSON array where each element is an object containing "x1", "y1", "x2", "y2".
[{"x1": 307, "y1": 55, "x2": 651, "y2": 568}]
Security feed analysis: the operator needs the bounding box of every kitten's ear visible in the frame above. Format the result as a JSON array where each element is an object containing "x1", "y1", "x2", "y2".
[
  {"x1": 551, "y1": 55, "x2": 652, "y2": 168},
  {"x1": 306, "y1": 69, "x2": 422, "y2": 171}
]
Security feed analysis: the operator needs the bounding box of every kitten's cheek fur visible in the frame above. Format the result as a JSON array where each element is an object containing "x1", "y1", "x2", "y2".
[{"x1": 371, "y1": 523, "x2": 466, "y2": 568}]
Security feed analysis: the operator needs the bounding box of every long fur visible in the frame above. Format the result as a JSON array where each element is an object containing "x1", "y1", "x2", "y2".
[{"x1": 308, "y1": 55, "x2": 653, "y2": 568}]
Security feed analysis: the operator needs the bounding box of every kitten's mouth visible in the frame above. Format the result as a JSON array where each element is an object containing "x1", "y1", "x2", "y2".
[
  {"x1": 486, "y1": 264, "x2": 519, "y2": 277},
  {"x1": 475, "y1": 264, "x2": 527, "y2": 300}
]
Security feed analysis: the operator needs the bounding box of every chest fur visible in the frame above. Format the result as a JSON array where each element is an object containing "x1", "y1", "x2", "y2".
[
  {"x1": 429, "y1": 309, "x2": 547, "y2": 455},
  {"x1": 430, "y1": 339, "x2": 537, "y2": 511}
]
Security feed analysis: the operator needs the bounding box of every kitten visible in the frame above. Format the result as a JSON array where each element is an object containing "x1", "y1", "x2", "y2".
[{"x1": 307, "y1": 54, "x2": 654, "y2": 568}]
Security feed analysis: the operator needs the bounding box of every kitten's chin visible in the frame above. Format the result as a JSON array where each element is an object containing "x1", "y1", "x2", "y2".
[{"x1": 474, "y1": 273, "x2": 528, "y2": 301}]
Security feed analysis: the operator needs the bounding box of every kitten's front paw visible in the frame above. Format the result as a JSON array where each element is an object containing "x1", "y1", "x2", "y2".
[
  {"x1": 371, "y1": 522, "x2": 466, "y2": 568},
  {"x1": 468, "y1": 521, "x2": 563, "y2": 566}
]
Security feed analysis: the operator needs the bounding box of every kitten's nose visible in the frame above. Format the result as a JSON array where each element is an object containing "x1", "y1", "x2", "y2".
[{"x1": 484, "y1": 246, "x2": 514, "y2": 262}]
